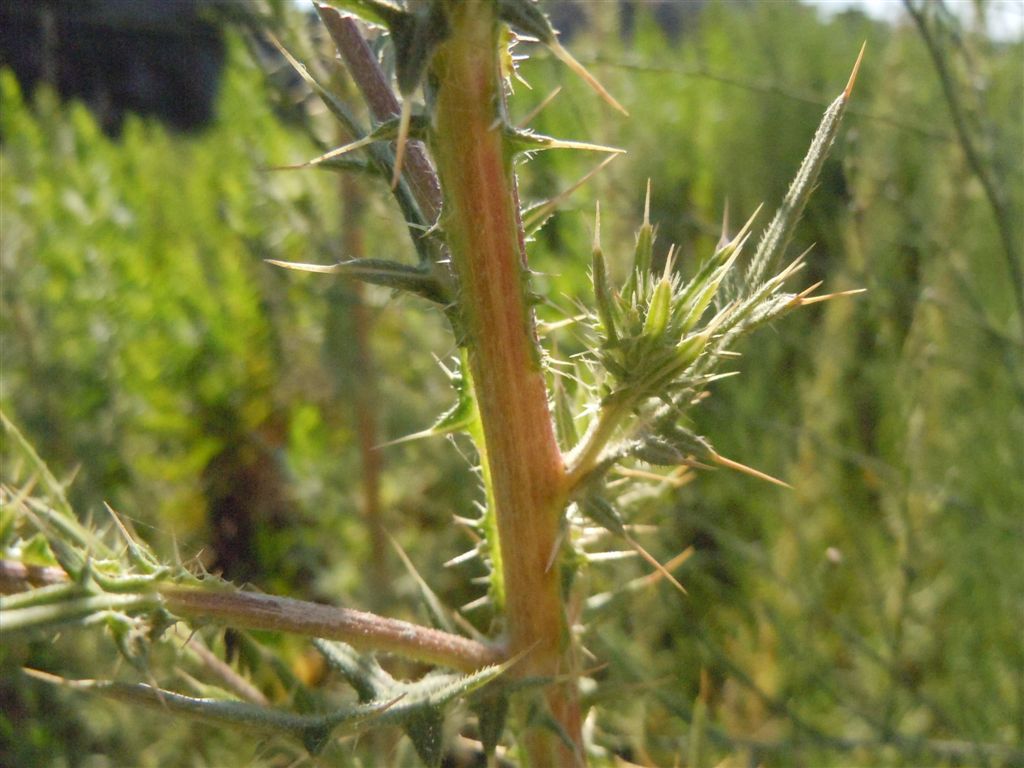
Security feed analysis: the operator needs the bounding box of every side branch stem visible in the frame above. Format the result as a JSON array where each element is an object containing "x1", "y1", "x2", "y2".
[
  {"x1": 566, "y1": 397, "x2": 635, "y2": 490},
  {"x1": 160, "y1": 586, "x2": 502, "y2": 673}
]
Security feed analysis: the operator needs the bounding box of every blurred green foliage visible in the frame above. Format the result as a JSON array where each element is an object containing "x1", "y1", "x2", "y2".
[{"x1": 2, "y1": 1, "x2": 1021, "y2": 765}]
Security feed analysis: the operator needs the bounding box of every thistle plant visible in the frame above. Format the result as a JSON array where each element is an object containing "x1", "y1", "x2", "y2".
[{"x1": 1, "y1": 2, "x2": 865, "y2": 765}]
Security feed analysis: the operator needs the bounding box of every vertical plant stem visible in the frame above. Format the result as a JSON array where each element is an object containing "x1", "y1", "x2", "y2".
[{"x1": 428, "y1": 2, "x2": 580, "y2": 763}]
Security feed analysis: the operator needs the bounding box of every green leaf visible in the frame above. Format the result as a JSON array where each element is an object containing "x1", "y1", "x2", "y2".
[
  {"x1": 473, "y1": 691, "x2": 510, "y2": 759},
  {"x1": 580, "y1": 494, "x2": 626, "y2": 538},
  {"x1": 20, "y1": 533, "x2": 59, "y2": 568},
  {"x1": 403, "y1": 707, "x2": 445, "y2": 767}
]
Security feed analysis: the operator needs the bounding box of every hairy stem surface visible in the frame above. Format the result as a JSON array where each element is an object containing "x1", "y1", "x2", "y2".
[{"x1": 428, "y1": 2, "x2": 580, "y2": 763}]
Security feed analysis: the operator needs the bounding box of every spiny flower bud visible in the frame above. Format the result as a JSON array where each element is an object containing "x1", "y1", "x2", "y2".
[{"x1": 634, "y1": 181, "x2": 654, "y2": 273}]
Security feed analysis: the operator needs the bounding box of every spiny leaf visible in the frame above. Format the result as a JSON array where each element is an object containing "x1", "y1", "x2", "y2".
[
  {"x1": 381, "y1": 355, "x2": 478, "y2": 447},
  {"x1": 24, "y1": 668, "x2": 396, "y2": 755},
  {"x1": 315, "y1": 641, "x2": 514, "y2": 722},
  {"x1": 315, "y1": 641, "x2": 514, "y2": 764},
  {"x1": 1, "y1": 412, "x2": 81, "y2": 533},
  {"x1": 281, "y1": 155, "x2": 375, "y2": 176},
  {"x1": 266, "y1": 33, "x2": 362, "y2": 137},
  {"x1": 591, "y1": 203, "x2": 620, "y2": 345},
  {"x1": 745, "y1": 45, "x2": 864, "y2": 288},
  {"x1": 266, "y1": 258, "x2": 449, "y2": 304},
  {"x1": 624, "y1": 180, "x2": 655, "y2": 300},
  {"x1": 388, "y1": 666, "x2": 511, "y2": 765},
  {"x1": 497, "y1": 0, "x2": 627, "y2": 115},
  {"x1": 288, "y1": 114, "x2": 429, "y2": 170},
  {"x1": 552, "y1": 375, "x2": 580, "y2": 449},
  {"x1": 679, "y1": 242, "x2": 744, "y2": 333},
  {"x1": 506, "y1": 127, "x2": 625, "y2": 157},
  {"x1": 104, "y1": 503, "x2": 160, "y2": 574},
  {"x1": 403, "y1": 707, "x2": 445, "y2": 767},
  {"x1": 522, "y1": 154, "x2": 618, "y2": 235},
  {"x1": 473, "y1": 691, "x2": 510, "y2": 760},
  {"x1": 387, "y1": 663, "x2": 514, "y2": 718},
  {"x1": 678, "y1": 204, "x2": 760, "y2": 317},
  {"x1": 314, "y1": 638, "x2": 395, "y2": 701},
  {"x1": 580, "y1": 494, "x2": 626, "y2": 537}
]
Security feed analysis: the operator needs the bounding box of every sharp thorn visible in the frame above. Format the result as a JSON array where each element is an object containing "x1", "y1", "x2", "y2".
[
  {"x1": 550, "y1": 40, "x2": 629, "y2": 116},
  {"x1": 844, "y1": 41, "x2": 867, "y2": 100},
  {"x1": 796, "y1": 287, "x2": 868, "y2": 305},
  {"x1": 390, "y1": 100, "x2": 412, "y2": 190},
  {"x1": 709, "y1": 450, "x2": 792, "y2": 489},
  {"x1": 518, "y1": 85, "x2": 562, "y2": 128}
]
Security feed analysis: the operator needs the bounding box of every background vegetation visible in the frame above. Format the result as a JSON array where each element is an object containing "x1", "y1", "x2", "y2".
[{"x1": 2, "y1": 1, "x2": 1021, "y2": 765}]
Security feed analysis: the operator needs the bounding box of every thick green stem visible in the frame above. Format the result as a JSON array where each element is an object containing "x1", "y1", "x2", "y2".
[
  {"x1": 566, "y1": 396, "x2": 636, "y2": 490},
  {"x1": 429, "y1": 2, "x2": 580, "y2": 763}
]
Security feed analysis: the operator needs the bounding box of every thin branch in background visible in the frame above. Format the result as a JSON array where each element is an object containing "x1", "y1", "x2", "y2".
[
  {"x1": 902, "y1": 0, "x2": 1024, "y2": 321},
  {"x1": 182, "y1": 632, "x2": 270, "y2": 706},
  {"x1": 329, "y1": 63, "x2": 390, "y2": 609},
  {"x1": 585, "y1": 54, "x2": 957, "y2": 144}
]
